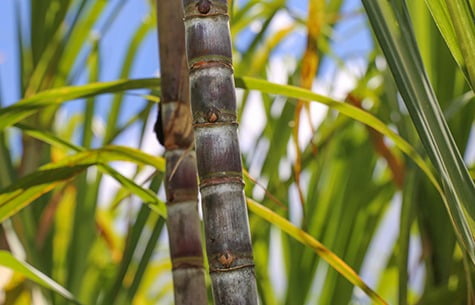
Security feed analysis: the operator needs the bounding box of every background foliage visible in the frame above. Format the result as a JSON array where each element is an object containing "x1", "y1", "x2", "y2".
[{"x1": 0, "y1": 0, "x2": 474, "y2": 304}]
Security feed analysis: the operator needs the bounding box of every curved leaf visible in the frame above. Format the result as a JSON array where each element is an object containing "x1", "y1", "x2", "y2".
[
  {"x1": 0, "y1": 250, "x2": 81, "y2": 304},
  {"x1": 235, "y1": 76, "x2": 441, "y2": 195},
  {"x1": 362, "y1": 0, "x2": 475, "y2": 265},
  {"x1": 4, "y1": 77, "x2": 439, "y2": 206},
  {"x1": 246, "y1": 198, "x2": 388, "y2": 305},
  {"x1": 0, "y1": 78, "x2": 160, "y2": 130},
  {"x1": 0, "y1": 145, "x2": 166, "y2": 222},
  {"x1": 16, "y1": 123, "x2": 165, "y2": 171}
]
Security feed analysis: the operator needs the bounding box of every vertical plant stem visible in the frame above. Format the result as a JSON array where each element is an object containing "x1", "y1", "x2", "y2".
[
  {"x1": 156, "y1": 1, "x2": 207, "y2": 304},
  {"x1": 182, "y1": 0, "x2": 259, "y2": 304}
]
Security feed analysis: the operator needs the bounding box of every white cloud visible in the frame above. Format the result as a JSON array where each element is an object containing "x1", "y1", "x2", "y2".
[
  {"x1": 268, "y1": 9, "x2": 294, "y2": 33},
  {"x1": 250, "y1": 20, "x2": 263, "y2": 33},
  {"x1": 239, "y1": 90, "x2": 266, "y2": 153},
  {"x1": 313, "y1": 58, "x2": 366, "y2": 100},
  {"x1": 267, "y1": 56, "x2": 296, "y2": 85}
]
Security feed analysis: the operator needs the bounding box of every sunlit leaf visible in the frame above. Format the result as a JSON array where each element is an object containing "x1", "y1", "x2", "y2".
[
  {"x1": 235, "y1": 76, "x2": 440, "y2": 194},
  {"x1": 0, "y1": 251, "x2": 81, "y2": 304},
  {"x1": 424, "y1": 0, "x2": 475, "y2": 90},
  {"x1": 362, "y1": 0, "x2": 475, "y2": 265},
  {"x1": 0, "y1": 145, "x2": 166, "y2": 222},
  {"x1": 246, "y1": 198, "x2": 388, "y2": 305},
  {"x1": 0, "y1": 78, "x2": 160, "y2": 130}
]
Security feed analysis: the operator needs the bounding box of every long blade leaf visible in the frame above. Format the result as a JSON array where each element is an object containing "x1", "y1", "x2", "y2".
[
  {"x1": 4, "y1": 77, "x2": 439, "y2": 201},
  {"x1": 0, "y1": 78, "x2": 160, "y2": 130},
  {"x1": 362, "y1": 0, "x2": 475, "y2": 264},
  {"x1": 0, "y1": 250, "x2": 81, "y2": 304},
  {"x1": 246, "y1": 198, "x2": 388, "y2": 305},
  {"x1": 0, "y1": 145, "x2": 166, "y2": 222}
]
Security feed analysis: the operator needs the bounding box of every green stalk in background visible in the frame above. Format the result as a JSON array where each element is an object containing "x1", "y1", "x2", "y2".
[
  {"x1": 156, "y1": 0, "x2": 207, "y2": 304},
  {"x1": 181, "y1": 0, "x2": 259, "y2": 304}
]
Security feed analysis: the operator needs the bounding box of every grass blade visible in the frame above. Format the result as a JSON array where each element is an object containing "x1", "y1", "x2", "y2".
[
  {"x1": 0, "y1": 145, "x2": 166, "y2": 222},
  {"x1": 127, "y1": 215, "x2": 165, "y2": 301},
  {"x1": 441, "y1": 0, "x2": 475, "y2": 89},
  {"x1": 4, "y1": 76, "x2": 439, "y2": 199},
  {"x1": 0, "y1": 250, "x2": 81, "y2": 304},
  {"x1": 362, "y1": 0, "x2": 475, "y2": 265},
  {"x1": 235, "y1": 76, "x2": 440, "y2": 193},
  {"x1": 0, "y1": 78, "x2": 160, "y2": 130},
  {"x1": 246, "y1": 198, "x2": 388, "y2": 305},
  {"x1": 103, "y1": 14, "x2": 154, "y2": 144}
]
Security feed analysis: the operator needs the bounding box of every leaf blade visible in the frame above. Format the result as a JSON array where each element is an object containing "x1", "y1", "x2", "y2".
[
  {"x1": 246, "y1": 198, "x2": 388, "y2": 305},
  {"x1": 0, "y1": 78, "x2": 160, "y2": 130},
  {"x1": 0, "y1": 146, "x2": 166, "y2": 222},
  {"x1": 0, "y1": 250, "x2": 81, "y2": 304}
]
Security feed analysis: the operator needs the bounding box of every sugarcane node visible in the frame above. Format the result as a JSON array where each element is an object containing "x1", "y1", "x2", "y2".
[
  {"x1": 190, "y1": 60, "x2": 232, "y2": 72},
  {"x1": 217, "y1": 251, "x2": 234, "y2": 268},
  {"x1": 200, "y1": 175, "x2": 244, "y2": 189},
  {"x1": 206, "y1": 108, "x2": 219, "y2": 122},
  {"x1": 197, "y1": 0, "x2": 211, "y2": 14},
  {"x1": 158, "y1": 102, "x2": 195, "y2": 149},
  {"x1": 171, "y1": 256, "x2": 205, "y2": 270},
  {"x1": 166, "y1": 188, "x2": 197, "y2": 204},
  {"x1": 167, "y1": 193, "x2": 175, "y2": 202}
]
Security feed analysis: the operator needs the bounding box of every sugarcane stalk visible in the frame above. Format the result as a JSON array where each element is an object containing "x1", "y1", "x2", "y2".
[
  {"x1": 156, "y1": 1, "x2": 207, "y2": 304},
  {"x1": 181, "y1": 0, "x2": 259, "y2": 304}
]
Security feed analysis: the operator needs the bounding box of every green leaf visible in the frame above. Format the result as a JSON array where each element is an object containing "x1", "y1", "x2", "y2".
[
  {"x1": 246, "y1": 198, "x2": 389, "y2": 305},
  {"x1": 15, "y1": 123, "x2": 165, "y2": 171},
  {"x1": 443, "y1": 0, "x2": 475, "y2": 89},
  {"x1": 235, "y1": 76, "x2": 441, "y2": 195},
  {"x1": 0, "y1": 145, "x2": 166, "y2": 222},
  {"x1": 5, "y1": 76, "x2": 437, "y2": 191},
  {"x1": 425, "y1": 0, "x2": 475, "y2": 89},
  {"x1": 0, "y1": 250, "x2": 81, "y2": 304},
  {"x1": 0, "y1": 78, "x2": 160, "y2": 130},
  {"x1": 362, "y1": 0, "x2": 475, "y2": 265},
  {"x1": 423, "y1": 0, "x2": 464, "y2": 69},
  {"x1": 4, "y1": 76, "x2": 439, "y2": 204}
]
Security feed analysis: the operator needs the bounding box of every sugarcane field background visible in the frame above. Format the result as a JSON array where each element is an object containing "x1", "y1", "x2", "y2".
[{"x1": 0, "y1": 0, "x2": 475, "y2": 304}]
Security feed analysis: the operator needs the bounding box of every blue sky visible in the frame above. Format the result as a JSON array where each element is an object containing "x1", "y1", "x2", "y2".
[
  {"x1": 0, "y1": 0, "x2": 371, "y2": 104},
  {"x1": 0, "y1": 0, "x2": 375, "y2": 165},
  {"x1": 0, "y1": 0, "x2": 372, "y2": 155},
  {"x1": 0, "y1": 0, "x2": 157, "y2": 116}
]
